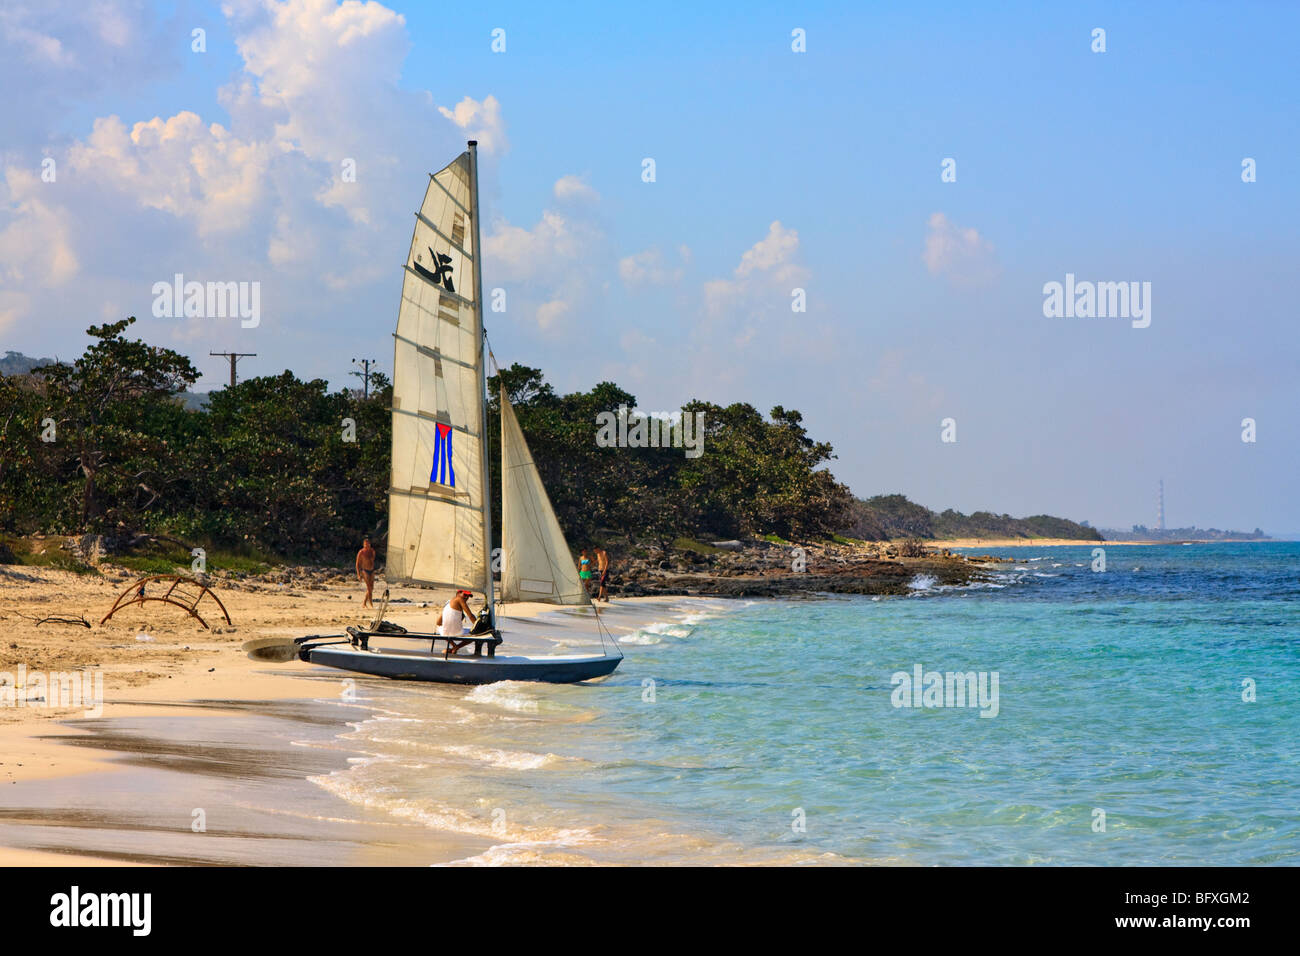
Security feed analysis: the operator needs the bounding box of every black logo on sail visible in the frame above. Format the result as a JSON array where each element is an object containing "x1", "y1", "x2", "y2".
[{"x1": 414, "y1": 246, "x2": 455, "y2": 293}]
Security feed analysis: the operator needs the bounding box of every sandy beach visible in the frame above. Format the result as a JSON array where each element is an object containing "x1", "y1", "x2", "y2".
[{"x1": 0, "y1": 564, "x2": 699, "y2": 865}]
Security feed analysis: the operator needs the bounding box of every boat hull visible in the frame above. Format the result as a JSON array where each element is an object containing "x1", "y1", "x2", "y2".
[{"x1": 305, "y1": 645, "x2": 621, "y2": 684}]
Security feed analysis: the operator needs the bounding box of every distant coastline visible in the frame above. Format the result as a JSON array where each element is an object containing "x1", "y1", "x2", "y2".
[
  {"x1": 930, "y1": 537, "x2": 1141, "y2": 548},
  {"x1": 933, "y1": 536, "x2": 1274, "y2": 548}
]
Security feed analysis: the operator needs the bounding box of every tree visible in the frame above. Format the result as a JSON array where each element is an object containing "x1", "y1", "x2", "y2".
[{"x1": 36, "y1": 318, "x2": 198, "y2": 530}]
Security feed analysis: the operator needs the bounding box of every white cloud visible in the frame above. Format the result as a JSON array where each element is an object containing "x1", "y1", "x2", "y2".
[
  {"x1": 618, "y1": 246, "x2": 686, "y2": 286},
  {"x1": 67, "y1": 112, "x2": 272, "y2": 236},
  {"x1": 535, "y1": 300, "x2": 570, "y2": 330},
  {"x1": 0, "y1": 167, "x2": 79, "y2": 331},
  {"x1": 486, "y1": 210, "x2": 591, "y2": 282},
  {"x1": 704, "y1": 220, "x2": 808, "y2": 317},
  {"x1": 735, "y1": 221, "x2": 803, "y2": 279},
  {"x1": 620, "y1": 328, "x2": 656, "y2": 352},
  {"x1": 0, "y1": 0, "x2": 513, "y2": 341},
  {"x1": 3, "y1": 22, "x2": 70, "y2": 66},
  {"x1": 0, "y1": 168, "x2": 78, "y2": 286},
  {"x1": 437, "y1": 95, "x2": 508, "y2": 156},
  {"x1": 922, "y1": 212, "x2": 997, "y2": 285},
  {"x1": 553, "y1": 174, "x2": 597, "y2": 203},
  {"x1": 482, "y1": 174, "x2": 607, "y2": 333}
]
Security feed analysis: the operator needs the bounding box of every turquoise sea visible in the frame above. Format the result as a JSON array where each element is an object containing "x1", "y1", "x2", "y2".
[{"x1": 316, "y1": 543, "x2": 1300, "y2": 865}]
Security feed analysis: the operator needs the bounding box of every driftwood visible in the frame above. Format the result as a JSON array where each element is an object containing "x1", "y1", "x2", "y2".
[
  {"x1": 12, "y1": 610, "x2": 92, "y2": 628},
  {"x1": 100, "y1": 574, "x2": 232, "y2": 630}
]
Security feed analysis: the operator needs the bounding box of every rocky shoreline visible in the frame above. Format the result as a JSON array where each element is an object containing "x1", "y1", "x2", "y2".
[
  {"x1": 608, "y1": 538, "x2": 1006, "y2": 599},
  {"x1": 14, "y1": 533, "x2": 1009, "y2": 601}
]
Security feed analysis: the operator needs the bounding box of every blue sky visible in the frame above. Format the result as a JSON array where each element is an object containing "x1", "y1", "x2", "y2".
[{"x1": 1, "y1": 1, "x2": 1296, "y2": 531}]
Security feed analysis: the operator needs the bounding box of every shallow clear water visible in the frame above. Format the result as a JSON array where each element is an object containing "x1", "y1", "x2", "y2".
[{"x1": 315, "y1": 543, "x2": 1300, "y2": 864}]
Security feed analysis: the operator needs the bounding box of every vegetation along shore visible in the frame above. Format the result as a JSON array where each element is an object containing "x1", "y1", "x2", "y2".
[{"x1": 3, "y1": 320, "x2": 1111, "y2": 599}]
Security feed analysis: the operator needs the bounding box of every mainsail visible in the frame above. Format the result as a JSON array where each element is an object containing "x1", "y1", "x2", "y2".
[
  {"x1": 500, "y1": 390, "x2": 590, "y2": 605},
  {"x1": 387, "y1": 150, "x2": 490, "y2": 592}
]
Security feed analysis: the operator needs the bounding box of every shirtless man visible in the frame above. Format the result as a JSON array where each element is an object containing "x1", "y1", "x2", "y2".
[
  {"x1": 355, "y1": 538, "x2": 376, "y2": 608},
  {"x1": 438, "y1": 590, "x2": 478, "y2": 637},
  {"x1": 595, "y1": 546, "x2": 611, "y2": 602}
]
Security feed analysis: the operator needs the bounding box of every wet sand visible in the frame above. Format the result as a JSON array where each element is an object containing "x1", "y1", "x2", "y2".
[
  {"x1": 0, "y1": 697, "x2": 494, "y2": 865},
  {"x1": 0, "y1": 565, "x2": 690, "y2": 865}
]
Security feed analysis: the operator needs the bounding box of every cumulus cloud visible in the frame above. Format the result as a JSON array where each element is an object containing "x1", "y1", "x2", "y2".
[
  {"x1": 0, "y1": 167, "x2": 79, "y2": 331},
  {"x1": 437, "y1": 95, "x2": 508, "y2": 156},
  {"x1": 486, "y1": 210, "x2": 593, "y2": 282},
  {"x1": 67, "y1": 112, "x2": 272, "y2": 236},
  {"x1": 0, "y1": 168, "x2": 78, "y2": 285},
  {"x1": 535, "y1": 300, "x2": 570, "y2": 330},
  {"x1": 482, "y1": 176, "x2": 606, "y2": 334},
  {"x1": 0, "y1": 0, "x2": 511, "y2": 348},
  {"x1": 618, "y1": 246, "x2": 688, "y2": 286},
  {"x1": 735, "y1": 221, "x2": 804, "y2": 279},
  {"x1": 922, "y1": 212, "x2": 997, "y2": 285},
  {"x1": 553, "y1": 174, "x2": 598, "y2": 203},
  {"x1": 704, "y1": 220, "x2": 808, "y2": 317}
]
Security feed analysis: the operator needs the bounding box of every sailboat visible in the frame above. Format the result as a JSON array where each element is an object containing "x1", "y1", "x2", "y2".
[{"x1": 255, "y1": 142, "x2": 621, "y2": 684}]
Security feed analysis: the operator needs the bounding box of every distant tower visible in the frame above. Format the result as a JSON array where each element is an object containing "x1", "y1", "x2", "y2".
[{"x1": 1157, "y1": 479, "x2": 1165, "y2": 531}]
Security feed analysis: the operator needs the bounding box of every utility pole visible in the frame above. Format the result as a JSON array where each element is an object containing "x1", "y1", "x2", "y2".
[
  {"x1": 210, "y1": 351, "x2": 256, "y2": 388},
  {"x1": 352, "y1": 357, "x2": 377, "y2": 399}
]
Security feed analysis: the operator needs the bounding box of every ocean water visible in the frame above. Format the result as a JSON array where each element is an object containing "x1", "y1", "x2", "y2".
[{"x1": 311, "y1": 543, "x2": 1300, "y2": 865}]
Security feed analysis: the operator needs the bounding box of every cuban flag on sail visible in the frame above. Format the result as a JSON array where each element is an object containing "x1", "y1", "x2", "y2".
[{"x1": 431, "y1": 422, "x2": 455, "y2": 487}]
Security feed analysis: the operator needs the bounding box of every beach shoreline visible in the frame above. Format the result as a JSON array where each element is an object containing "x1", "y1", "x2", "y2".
[
  {"x1": 0, "y1": 566, "x2": 728, "y2": 865},
  {"x1": 928, "y1": 537, "x2": 1272, "y2": 548}
]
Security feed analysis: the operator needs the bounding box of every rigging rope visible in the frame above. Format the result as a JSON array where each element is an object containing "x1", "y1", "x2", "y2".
[{"x1": 485, "y1": 333, "x2": 622, "y2": 660}]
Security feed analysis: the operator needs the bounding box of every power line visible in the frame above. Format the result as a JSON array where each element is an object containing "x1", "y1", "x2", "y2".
[
  {"x1": 210, "y1": 351, "x2": 256, "y2": 388},
  {"x1": 352, "y1": 357, "x2": 377, "y2": 399}
]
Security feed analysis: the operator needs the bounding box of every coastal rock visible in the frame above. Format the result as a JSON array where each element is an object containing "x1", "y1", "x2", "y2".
[{"x1": 607, "y1": 538, "x2": 988, "y2": 599}]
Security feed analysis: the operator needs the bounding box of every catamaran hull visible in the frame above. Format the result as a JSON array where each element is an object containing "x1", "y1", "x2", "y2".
[{"x1": 304, "y1": 646, "x2": 621, "y2": 684}]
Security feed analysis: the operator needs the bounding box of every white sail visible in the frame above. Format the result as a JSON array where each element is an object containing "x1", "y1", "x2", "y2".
[
  {"x1": 387, "y1": 151, "x2": 489, "y2": 592},
  {"x1": 500, "y1": 390, "x2": 590, "y2": 605}
]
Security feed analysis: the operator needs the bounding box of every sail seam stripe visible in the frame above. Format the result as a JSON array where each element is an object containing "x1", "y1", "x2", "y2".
[
  {"x1": 413, "y1": 211, "x2": 474, "y2": 260},
  {"x1": 402, "y1": 266, "x2": 476, "y2": 310},
  {"x1": 427, "y1": 169, "x2": 471, "y2": 215},
  {"x1": 394, "y1": 577, "x2": 481, "y2": 591},
  {"x1": 392, "y1": 333, "x2": 476, "y2": 371},
  {"x1": 388, "y1": 486, "x2": 483, "y2": 510},
  {"x1": 391, "y1": 406, "x2": 481, "y2": 438}
]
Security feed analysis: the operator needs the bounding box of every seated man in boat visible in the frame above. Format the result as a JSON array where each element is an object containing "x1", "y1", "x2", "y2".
[{"x1": 438, "y1": 589, "x2": 478, "y2": 638}]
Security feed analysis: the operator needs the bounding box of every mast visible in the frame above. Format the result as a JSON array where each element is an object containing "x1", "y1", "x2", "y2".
[{"x1": 468, "y1": 140, "x2": 496, "y2": 616}]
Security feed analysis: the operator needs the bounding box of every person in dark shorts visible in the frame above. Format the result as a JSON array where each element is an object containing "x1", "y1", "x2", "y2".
[
  {"x1": 595, "y1": 546, "x2": 610, "y2": 602},
  {"x1": 355, "y1": 538, "x2": 376, "y2": 608}
]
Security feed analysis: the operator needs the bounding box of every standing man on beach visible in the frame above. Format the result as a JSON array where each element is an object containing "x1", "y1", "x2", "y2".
[
  {"x1": 356, "y1": 538, "x2": 376, "y2": 608},
  {"x1": 595, "y1": 546, "x2": 611, "y2": 602}
]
